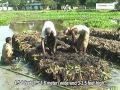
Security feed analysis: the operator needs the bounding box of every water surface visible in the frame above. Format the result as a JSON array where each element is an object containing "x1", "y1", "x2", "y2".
[{"x1": 10, "y1": 20, "x2": 65, "y2": 33}]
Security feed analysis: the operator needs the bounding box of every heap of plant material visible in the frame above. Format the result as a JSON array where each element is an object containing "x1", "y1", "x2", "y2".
[
  {"x1": 12, "y1": 31, "x2": 41, "y2": 55},
  {"x1": 12, "y1": 31, "x2": 111, "y2": 82},
  {"x1": 88, "y1": 36, "x2": 120, "y2": 63},
  {"x1": 90, "y1": 29, "x2": 120, "y2": 41},
  {"x1": 36, "y1": 52, "x2": 110, "y2": 82}
]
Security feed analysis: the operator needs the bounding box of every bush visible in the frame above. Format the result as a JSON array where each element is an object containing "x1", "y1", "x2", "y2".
[{"x1": 115, "y1": 2, "x2": 120, "y2": 10}]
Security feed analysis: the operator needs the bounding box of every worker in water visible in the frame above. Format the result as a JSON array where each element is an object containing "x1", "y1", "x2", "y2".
[
  {"x1": 64, "y1": 25, "x2": 90, "y2": 55},
  {"x1": 41, "y1": 21, "x2": 57, "y2": 55},
  {"x1": 1, "y1": 37, "x2": 13, "y2": 64}
]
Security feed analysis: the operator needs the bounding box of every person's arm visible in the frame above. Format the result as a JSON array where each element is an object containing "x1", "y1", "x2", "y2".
[
  {"x1": 41, "y1": 38, "x2": 46, "y2": 55},
  {"x1": 71, "y1": 30, "x2": 76, "y2": 46},
  {"x1": 41, "y1": 24, "x2": 46, "y2": 55},
  {"x1": 6, "y1": 45, "x2": 13, "y2": 58},
  {"x1": 53, "y1": 36, "x2": 56, "y2": 53}
]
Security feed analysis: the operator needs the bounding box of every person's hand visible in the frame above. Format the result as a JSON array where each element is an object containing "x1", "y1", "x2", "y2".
[
  {"x1": 43, "y1": 52, "x2": 49, "y2": 58},
  {"x1": 43, "y1": 52, "x2": 47, "y2": 56},
  {"x1": 64, "y1": 35, "x2": 67, "y2": 37}
]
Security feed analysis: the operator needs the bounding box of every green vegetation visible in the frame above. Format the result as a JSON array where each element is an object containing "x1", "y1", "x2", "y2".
[
  {"x1": 0, "y1": 11, "x2": 120, "y2": 30},
  {"x1": 1, "y1": 0, "x2": 117, "y2": 10}
]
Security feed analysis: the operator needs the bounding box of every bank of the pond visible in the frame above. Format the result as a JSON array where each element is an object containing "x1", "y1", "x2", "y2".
[{"x1": 0, "y1": 11, "x2": 120, "y2": 30}]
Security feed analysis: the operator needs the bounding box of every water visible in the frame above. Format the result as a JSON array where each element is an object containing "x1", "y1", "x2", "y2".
[
  {"x1": 0, "y1": 26, "x2": 14, "y2": 57},
  {"x1": 108, "y1": 68, "x2": 120, "y2": 89},
  {"x1": 9, "y1": 20, "x2": 65, "y2": 32},
  {"x1": 0, "y1": 25, "x2": 120, "y2": 90}
]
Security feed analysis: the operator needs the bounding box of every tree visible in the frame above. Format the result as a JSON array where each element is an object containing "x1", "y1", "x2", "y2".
[
  {"x1": 66, "y1": 0, "x2": 79, "y2": 7},
  {"x1": 0, "y1": 0, "x2": 8, "y2": 3},
  {"x1": 86, "y1": 0, "x2": 97, "y2": 8},
  {"x1": 79, "y1": 0, "x2": 87, "y2": 9},
  {"x1": 19, "y1": 0, "x2": 27, "y2": 10},
  {"x1": 115, "y1": 1, "x2": 120, "y2": 10},
  {"x1": 20, "y1": 0, "x2": 27, "y2": 6},
  {"x1": 79, "y1": 0, "x2": 86, "y2": 5},
  {"x1": 39, "y1": 0, "x2": 56, "y2": 9},
  {"x1": 56, "y1": 0, "x2": 80, "y2": 9},
  {"x1": 0, "y1": 0, "x2": 9, "y2": 10},
  {"x1": 8, "y1": 0, "x2": 21, "y2": 10},
  {"x1": 97, "y1": 0, "x2": 115, "y2": 3}
]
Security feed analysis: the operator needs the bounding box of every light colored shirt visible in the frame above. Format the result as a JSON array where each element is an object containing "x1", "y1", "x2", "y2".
[
  {"x1": 71, "y1": 25, "x2": 90, "y2": 34},
  {"x1": 2, "y1": 43, "x2": 13, "y2": 60},
  {"x1": 41, "y1": 21, "x2": 57, "y2": 38}
]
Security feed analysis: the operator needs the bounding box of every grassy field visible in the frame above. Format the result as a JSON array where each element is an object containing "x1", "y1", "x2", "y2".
[{"x1": 0, "y1": 10, "x2": 120, "y2": 30}]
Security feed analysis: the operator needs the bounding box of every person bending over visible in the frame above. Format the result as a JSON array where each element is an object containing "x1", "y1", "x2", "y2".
[
  {"x1": 64, "y1": 25, "x2": 90, "y2": 55},
  {"x1": 41, "y1": 21, "x2": 57, "y2": 55}
]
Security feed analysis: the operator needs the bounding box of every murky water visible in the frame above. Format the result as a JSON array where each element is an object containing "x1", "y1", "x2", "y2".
[
  {"x1": 0, "y1": 24, "x2": 120, "y2": 90},
  {"x1": 9, "y1": 20, "x2": 65, "y2": 32}
]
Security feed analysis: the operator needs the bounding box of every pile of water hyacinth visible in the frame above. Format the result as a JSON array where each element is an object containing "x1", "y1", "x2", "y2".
[{"x1": 12, "y1": 31, "x2": 112, "y2": 82}]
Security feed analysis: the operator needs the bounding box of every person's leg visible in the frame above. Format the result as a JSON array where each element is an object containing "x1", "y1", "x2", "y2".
[
  {"x1": 46, "y1": 35, "x2": 56, "y2": 54},
  {"x1": 45, "y1": 36, "x2": 50, "y2": 53},
  {"x1": 82, "y1": 41, "x2": 89, "y2": 55},
  {"x1": 79, "y1": 43, "x2": 84, "y2": 55},
  {"x1": 0, "y1": 56, "x2": 5, "y2": 64},
  {"x1": 77, "y1": 34, "x2": 83, "y2": 54},
  {"x1": 53, "y1": 37, "x2": 57, "y2": 53},
  {"x1": 83, "y1": 46, "x2": 86, "y2": 55},
  {"x1": 50, "y1": 36, "x2": 56, "y2": 54},
  {"x1": 82, "y1": 33, "x2": 89, "y2": 55},
  {"x1": 3, "y1": 58, "x2": 12, "y2": 65}
]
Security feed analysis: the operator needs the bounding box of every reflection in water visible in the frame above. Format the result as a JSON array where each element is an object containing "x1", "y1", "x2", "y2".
[
  {"x1": 10, "y1": 20, "x2": 65, "y2": 33},
  {"x1": 28, "y1": 22, "x2": 35, "y2": 31}
]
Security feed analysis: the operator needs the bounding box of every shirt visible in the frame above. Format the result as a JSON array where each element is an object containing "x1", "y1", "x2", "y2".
[
  {"x1": 71, "y1": 25, "x2": 90, "y2": 34},
  {"x1": 41, "y1": 21, "x2": 57, "y2": 38},
  {"x1": 2, "y1": 43, "x2": 13, "y2": 60}
]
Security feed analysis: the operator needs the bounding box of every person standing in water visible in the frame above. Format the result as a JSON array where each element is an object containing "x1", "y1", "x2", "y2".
[{"x1": 1, "y1": 37, "x2": 13, "y2": 64}]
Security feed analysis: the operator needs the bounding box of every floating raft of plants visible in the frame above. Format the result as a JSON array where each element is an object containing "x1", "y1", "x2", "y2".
[
  {"x1": 12, "y1": 31, "x2": 111, "y2": 82},
  {"x1": 90, "y1": 29, "x2": 120, "y2": 41},
  {"x1": 88, "y1": 36, "x2": 120, "y2": 63}
]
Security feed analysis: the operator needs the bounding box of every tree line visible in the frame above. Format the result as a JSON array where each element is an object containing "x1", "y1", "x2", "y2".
[{"x1": 0, "y1": 0, "x2": 119, "y2": 10}]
